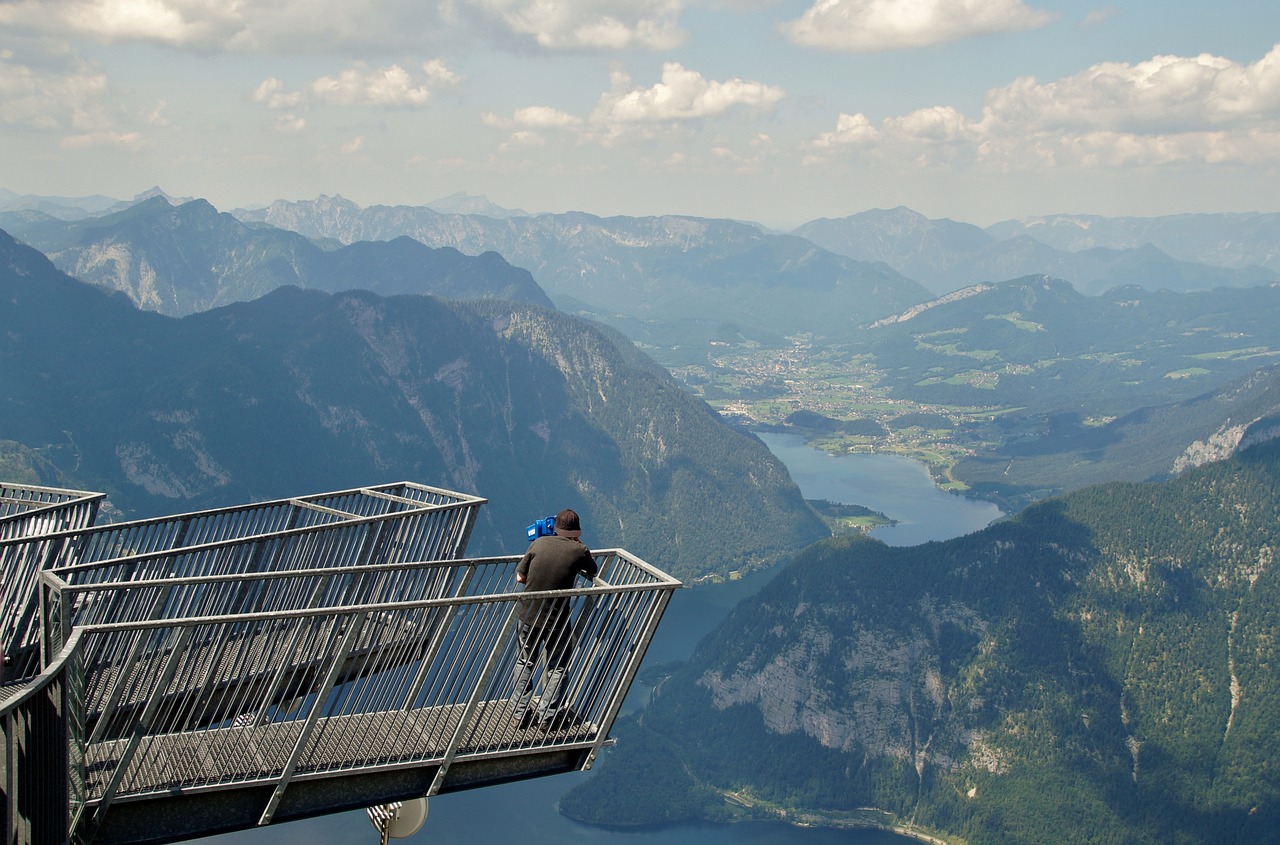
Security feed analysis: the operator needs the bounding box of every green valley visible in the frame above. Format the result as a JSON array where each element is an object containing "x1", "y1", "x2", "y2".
[{"x1": 672, "y1": 277, "x2": 1280, "y2": 510}]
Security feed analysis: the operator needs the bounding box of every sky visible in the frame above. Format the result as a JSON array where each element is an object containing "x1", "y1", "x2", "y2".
[{"x1": 2, "y1": 0, "x2": 1279, "y2": 229}]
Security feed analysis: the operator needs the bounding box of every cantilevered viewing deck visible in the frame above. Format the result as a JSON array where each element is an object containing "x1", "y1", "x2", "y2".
[{"x1": 1, "y1": 483, "x2": 679, "y2": 845}]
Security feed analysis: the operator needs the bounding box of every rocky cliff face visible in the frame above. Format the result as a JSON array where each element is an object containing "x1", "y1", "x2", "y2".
[{"x1": 699, "y1": 593, "x2": 991, "y2": 773}]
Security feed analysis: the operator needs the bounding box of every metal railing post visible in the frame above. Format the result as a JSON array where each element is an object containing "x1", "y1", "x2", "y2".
[
  {"x1": 400, "y1": 565, "x2": 477, "y2": 711},
  {"x1": 258, "y1": 611, "x2": 368, "y2": 826},
  {"x1": 86, "y1": 624, "x2": 195, "y2": 836},
  {"x1": 428, "y1": 603, "x2": 520, "y2": 796},
  {"x1": 584, "y1": 585, "x2": 674, "y2": 769}
]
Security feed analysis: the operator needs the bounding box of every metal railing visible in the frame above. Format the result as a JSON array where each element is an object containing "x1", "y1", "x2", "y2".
[
  {"x1": 0, "y1": 629, "x2": 86, "y2": 845},
  {"x1": 2, "y1": 483, "x2": 484, "y2": 683},
  {"x1": 1, "y1": 484, "x2": 104, "y2": 690},
  {"x1": 39, "y1": 551, "x2": 678, "y2": 843},
  {"x1": 0, "y1": 484, "x2": 103, "y2": 541}
]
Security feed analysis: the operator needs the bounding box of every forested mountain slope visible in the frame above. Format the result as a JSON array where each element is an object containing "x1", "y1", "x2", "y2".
[
  {"x1": 862, "y1": 275, "x2": 1280, "y2": 416},
  {"x1": 565, "y1": 439, "x2": 1280, "y2": 844},
  {"x1": 957, "y1": 363, "x2": 1280, "y2": 508},
  {"x1": 0, "y1": 230, "x2": 826, "y2": 579}
]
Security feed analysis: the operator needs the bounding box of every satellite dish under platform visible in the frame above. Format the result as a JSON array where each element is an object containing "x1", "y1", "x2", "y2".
[{"x1": 367, "y1": 797, "x2": 428, "y2": 843}]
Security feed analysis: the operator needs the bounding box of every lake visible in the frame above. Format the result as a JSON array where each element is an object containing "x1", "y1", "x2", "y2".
[
  {"x1": 210, "y1": 439, "x2": 1001, "y2": 845},
  {"x1": 755, "y1": 432, "x2": 1004, "y2": 546}
]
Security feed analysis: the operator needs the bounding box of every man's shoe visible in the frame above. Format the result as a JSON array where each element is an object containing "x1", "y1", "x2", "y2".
[
  {"x1": 518, "y1": 709, "x2": 537, "y2": 730},
  {"x1": 540, "y1": 708, "x2": 587, "y2": 733}
]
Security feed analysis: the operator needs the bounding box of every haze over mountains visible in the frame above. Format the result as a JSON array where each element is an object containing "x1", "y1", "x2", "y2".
[
  {"x1": 7, "y1": 188, "x2": 1280, "y2": 530},
  {"x1": 0, "y1": 195, "x2": 552, "y2": 317},
  {"x1": 0, "y1": 228, "x2": 826, "y2": 580},
  {"x1": 235, "y1": 193, "x2": 1280, "y2": 295},
  {"x1": 7, "y1": 187, "x2": 1280, "y2": 532},
  {"x1": 237, "y1": 195, "x2": 936, "y2": 359},
  {"x1": 795, "y1": 207, "x2": 1280, "y2": 295},
  {"x1": 5, "y1": 187, "x2": 1280, "y2": 844}
]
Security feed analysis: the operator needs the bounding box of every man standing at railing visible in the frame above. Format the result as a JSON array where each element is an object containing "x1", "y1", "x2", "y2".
[{"x1": 512, "y1": 508, "x2": 597, "y2": 731}]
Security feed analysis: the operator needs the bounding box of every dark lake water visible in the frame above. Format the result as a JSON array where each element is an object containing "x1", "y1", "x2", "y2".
[{"x1": 209, "y1": 438, "x2": 1001, "y2": 845}]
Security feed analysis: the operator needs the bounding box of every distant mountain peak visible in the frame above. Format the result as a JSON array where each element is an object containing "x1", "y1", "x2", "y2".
[
  {"x1": 424, "y1": 192, "x2": 529, "y2": 218},
  {"x1": 119, "y1": 187, "x2": 197, "y2": 210}
]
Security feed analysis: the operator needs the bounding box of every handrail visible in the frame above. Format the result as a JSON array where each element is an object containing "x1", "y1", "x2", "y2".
[
  {"x1": 0, "y1": 629, "x2": 86, "y2": 845},
  {"x1": 1, "y1": 484, "x2": 103, "y2": 688},
  {"x1": 59, "y1": 550, "x2": 676, "y2": 839},
  {"x1": 3, "y1": 483, "x2": 485, "y2": 682}
]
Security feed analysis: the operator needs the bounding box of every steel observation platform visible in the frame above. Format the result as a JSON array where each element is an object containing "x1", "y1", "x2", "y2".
[{"x1": 0, "y1": 482, "x2": 680, "y2": 845}]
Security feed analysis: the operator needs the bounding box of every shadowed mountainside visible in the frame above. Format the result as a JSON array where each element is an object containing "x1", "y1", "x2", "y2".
[{"x1": 0, "y1": 229, "x2": 827, "y2": 579}]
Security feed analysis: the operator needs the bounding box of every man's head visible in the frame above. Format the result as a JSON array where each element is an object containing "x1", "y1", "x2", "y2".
[{"x1": 554, "y1": 508, "x2": 582, "y2": 539}]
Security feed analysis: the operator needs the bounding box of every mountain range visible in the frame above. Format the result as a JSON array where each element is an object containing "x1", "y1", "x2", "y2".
[
  {"x1": 0, "y1": 228, "x2": 827, "y2": 579},
  {"x1": 239, "y1": 195, "x2": 936, "y2": 361},
  {"x1": 565, "y1": 437, "x2": 1280, "y2": 844},
  {"x1": 0, "y1": 195, "x2": 551, "y2": 317},
  {"x1": 795, "y1": 206, "x2": 1280, "y2": 295},
  {"x1": 860, "y1": 274, "x2": 1280, "y2": 414},
  {"x1": 8, "y1": 190, "x2": 1280, "y2": 530},
  {"x1": 5, "y1": 187, "x2": 1280, "y2": 844},
  {"x1": 954, "y1": 362, "x2": 1280, "y2": 510},
  {"x1": 7, "y1": 189, "x2": 1278, "y2": 298}
]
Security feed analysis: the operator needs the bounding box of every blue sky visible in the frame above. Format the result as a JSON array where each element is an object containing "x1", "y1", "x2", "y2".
[{"x1": 2, "y1": 0, "x2": 1278, "y2": 228}]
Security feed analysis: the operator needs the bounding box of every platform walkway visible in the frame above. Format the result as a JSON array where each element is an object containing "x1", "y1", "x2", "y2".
[{"x1": 1, "y1": 484, "x2": 679, "y2": 845}]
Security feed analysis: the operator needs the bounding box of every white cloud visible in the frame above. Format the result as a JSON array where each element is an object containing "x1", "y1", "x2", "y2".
[
  {"x1": 499, "y1": 129, "x2": 547, "y2": 151},
  {"x1": 0, "y1": 49, "x2": 146, "y2": 143},
  {"x1": 312, "y1": 63, "x2": 435, "y2": 107},
  {"x1": 485, "y1": 63, "x2": 784, "y2": 152},
  {"x1": 0, "y1": 0, "x2": 451, "y2": 54},
  {"x1": 592, "y1": 63, "x2": 785, "y2": 123},
  {"x1": 513, "y1": 106, "x2": 583, "y2": 129},
  {"x1": 1, "y1": 0, "x2": 690, "y2": 53},
  {"x1": 1082, "y1": 6, "x2": 1117, "y2": 28},
  {"x1": 808, "y1": 43, "x2": 1280, "y2": 169},
  {"x1": 252, "y1": 77, "x2": 303, "y2": 110},
  {"x1": 59, "y1": 129, "x2": 146, "y2": 149},
  {"x1": 273, "y1": 113, "x2": 306, "y2": 133},
  {"x1": 781, "y1": 0, "x2": 1054, "y2": 51},
  {"x1": 464, "y1": 0, "x2": 686, "y2": 50},
  {"x1": 0, "y1": 0, "x2": 245, "y2": 51},
  {"x1": 253, "y1": 60, "x2": 460, "y2": 114}
]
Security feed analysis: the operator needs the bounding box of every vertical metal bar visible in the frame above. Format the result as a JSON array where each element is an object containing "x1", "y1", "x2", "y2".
[
  {"x1": 87, "y1": 624, "x2": 195, "y2": 831},
  {"x1": 428, "y1": 603, "x2": 520, "y2": 796},
  {"x1": 3, "y1": 708, "x2": 14, "y2": 845},
  {"x1": 584, "y1": 585, "x2": 676, "y2": 769},
  {"x1": 242, "y1": 575, "x2": 335, "y2": 727},
  {"x1": 400, "y1": 565, "x2": 476, "y2": 710},
  {"x1": 258, "y1": 611, "x2": 367, "y2": 826},
  {"x1": 84, "y1": 586, "x2": 175, "y2": 746},
  {"x1": 65, "y1": 634, "x2": 89, "y2": 844}
]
